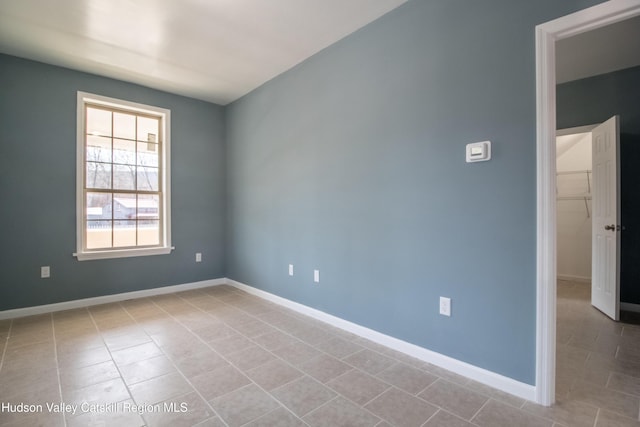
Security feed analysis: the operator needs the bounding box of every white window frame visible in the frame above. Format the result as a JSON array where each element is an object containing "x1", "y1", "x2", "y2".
[{"x1": 75, "y1": 91, "x2": 172, "y2": 261}]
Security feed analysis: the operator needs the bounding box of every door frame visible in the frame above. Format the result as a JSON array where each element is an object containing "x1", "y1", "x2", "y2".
[{"x1": 535, "y1": 0, "x2": 640, "y2": 406}]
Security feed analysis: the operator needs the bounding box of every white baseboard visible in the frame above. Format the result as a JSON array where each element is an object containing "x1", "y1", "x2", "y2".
[
  {"x1": 0, "y1": 278, "x2": 226, "y2": 320},
  {"x1": 557, "y1": 274, "x2": 591, "y2": 283},
  {"x1": 1, "y1": 276, "x2": 536, "y2": 402},
  {"x1": 226, "y1": 278, "x2": 536, "y2": 402},
  {"x1": 621, "y1": 303, "x2": 640, "y2": 313}
]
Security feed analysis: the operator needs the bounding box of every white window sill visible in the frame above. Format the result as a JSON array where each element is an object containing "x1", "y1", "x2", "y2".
[{"x1": 75, "y1": 246, "x2": 174, "y2": 261}]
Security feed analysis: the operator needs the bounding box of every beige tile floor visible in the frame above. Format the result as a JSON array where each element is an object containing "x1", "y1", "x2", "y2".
[
  {"x1": 552, "y1": 279, "x2": 640, "y2": 426},
  {"x1": 0, "y1": 281, "x2": 638, "y2": 427}
]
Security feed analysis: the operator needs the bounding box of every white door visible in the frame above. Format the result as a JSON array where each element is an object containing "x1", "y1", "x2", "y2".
[{"x1": 591, "y1": 115, "x2": 620, "y2": 320}]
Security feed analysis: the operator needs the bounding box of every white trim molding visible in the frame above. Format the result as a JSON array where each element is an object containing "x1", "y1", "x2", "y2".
[
  {"x1": 227, "y1": 279, "x2": 536, "y2": 402},
  {"x1": 0, "y1": 278, "x2": 225, "y2": 320},
  {"x1": 535, "y1": 0, "x2": 640, "y2": 407},
  {"x1": 75, "y1": 91, "x2": 172, "y2": 262}
]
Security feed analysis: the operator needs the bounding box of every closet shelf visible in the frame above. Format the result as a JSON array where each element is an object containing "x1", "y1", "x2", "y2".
[
  {"x1": 557, "y1": 195, "x2": 591, "y2": 200},
  {"x1": 556, "y1": 170, "x2": 592, "y2": 218},
  {"x1": 556, "y1": 169, "x2": 592, "y2": 176}
]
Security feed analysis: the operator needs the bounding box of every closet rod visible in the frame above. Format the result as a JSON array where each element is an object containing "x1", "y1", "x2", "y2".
[
  {"x1": 556, "y1": 196, "x2": 591, "y2": 218},
  {"x1": 556, "y1": 170, "x2": 591, "y2": 175}
]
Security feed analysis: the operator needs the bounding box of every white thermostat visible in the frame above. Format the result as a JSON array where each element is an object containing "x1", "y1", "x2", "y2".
[{"x1": 466, "y1": 141, "x2": 491, "y2": 163}]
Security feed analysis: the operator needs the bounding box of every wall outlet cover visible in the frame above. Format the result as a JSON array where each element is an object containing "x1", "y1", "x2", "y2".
[{"x1": 440, "y1": 296, "x2": 451, "y2": 316}]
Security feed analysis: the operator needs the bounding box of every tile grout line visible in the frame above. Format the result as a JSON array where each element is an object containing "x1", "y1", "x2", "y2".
[
  {"x1": 559, "y1": 280, "x2": 640, "y2": 424},
  {"x1": 106, "y1": 301, "x2": 166, "y2": 426},
  {"x1": 178, "y1": 289, "x2": 433, "y2": 424},
  {"x1": 119, "y1": 298, "x2": 232, "y2": 427},
  {"x1": 165, "y1": 289, "x2": 318, "y2": 426},
  {"x1": 445, "y1": 407, "x2": 486, "y2": 427},
  {"x1": 519, "y1": 397, "x2": 528, "y2": 409},
  {"x1": 305, "y1": 378, "x2": 395, "y2": 425},
  {"x1": 177, "y1": 288, "x2": 402, "y2": 425},
  {"x1": 604, "y1": 371, "x2": 613, "y2": 389},
  {"x1": 0, "y1": 287, "x2": 531, "y2": 425},
  {"x1": 468, "y1": 396, "x2": 493, "y2": 424},
  {"x1": 298, "y1": 319, "x2": 521, "y2": 408},
  {"x1": 155, "y1": 290, "x2": 330, "y2": 426},
  {"x1": 519, "y1": 398, "x2": 597, "y2": 427},
  {"x1": 423, "y1": 408, "x2": 476, "y2": 427},
  {"x1": 51, "y1": 312, "x2": 69, "y2": 427},
  {"x1": 412, "y1": 376, "x2": 439, "y2": 399},
  {"x1": 236, "y1": 405, "x2": 311, "y2": 427},
  {"x1": 42, "y1": 282, "x2": 635, "y2": 427},
  {"x1": 223, "y1": 287, "x2": 478, "y2": 400},
  {"x1": 180, "y1": 286, "x2": 538, "y2": 424},
  {"x1": 292, "y1": 394, "x2": 340, "y2": 423},
  {"x1": 357, "y1": 382, "x2": 393, "y2": 408},
  {"x1": 322, "y1": 363, "x2": 397, "y2": 407},
  {"x1": 412, "y1": 370, "x2": 524, "y2": 415},
  {"x1": 223, "y1": 297, "x2": 464, "y2": 424},
  {"x1": 1, "y1": 284, "x2": 584, "y2": 426},
  {"x1": 83, "y1": 305, "x2": 144, "y2": 425},
  {"x1": 419, "y1": 407, "x2": 440, "y2": 426},
  {"x1": 0, "y1": 319, "x2": 12, "y2": 373}
]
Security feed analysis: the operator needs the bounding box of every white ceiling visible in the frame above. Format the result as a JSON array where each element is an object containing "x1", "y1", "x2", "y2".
[
  {"x1": 556, "y1": 14, "x2": 640, "y2": 84},
  {"x1": 0, "y1": 0, "x2": 406, "y2": 105}
]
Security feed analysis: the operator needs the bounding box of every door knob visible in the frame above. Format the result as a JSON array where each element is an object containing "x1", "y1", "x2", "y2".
[{"x1": 604, "y1": 224, "x2": 615, "y2": 231}]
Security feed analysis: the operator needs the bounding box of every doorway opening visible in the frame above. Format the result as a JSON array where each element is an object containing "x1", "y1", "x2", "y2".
[
  {"x1": 556, "y1": 128, "x2": 593, "y2": 285},
  {"x1": 556, "y1": 116, "x2": 621, "y2": 322},
  {"x1": 535, "y1": 0, "x2": 640, "y2": 406}
]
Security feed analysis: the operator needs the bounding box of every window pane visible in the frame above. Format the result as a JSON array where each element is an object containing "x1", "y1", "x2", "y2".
[
  {"x1": 137, "y1": 142, "x2": 158, "y2": 167},
  {"x1": 113, "y1": 112, "x2": 136, "y2": 140},
  {"x1": 114, "y1": 220, "x2": 136, "y2": 247},
  {"x1": 138, "y1": 220, "x2": 159, "y2": 246},
  {"x1": 113, "y1": 139, "x2": 136, "y2": 165},
  {"x1": 138, "y1": 194, "x2": 159, "y2": 220},
  {"x1": 86, "y1": 192, "x2": 112, "y2": 220},
  {"x1": 113, "y1": 193, "x2": 136, "y2": 219},
  {"x1": 86, "y1": 162, "x2": 111, "y2": 189},
  {"x1": 113, "y1": 165, "x2": 136, "y2": 190},
  {"x1": 138, "y1": 116, "x2": 159, "y2": 143},
  {"x1": 86, "y1": 136, "x2": 112, "y2": 163},
  {"x1": 137, "y1": 167, "x2": 158, "y2": 191},
  {"x1": 86, "y1": 107, "x2": 112, "y2": 137},
  {"x1": 86, "y1": 220, "x2": 112, "y2": 249}
]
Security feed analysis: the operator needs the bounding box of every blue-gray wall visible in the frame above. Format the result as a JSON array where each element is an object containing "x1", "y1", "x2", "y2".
[
  {"x1": 0, "y1": 54, "x2": 226, "y2": 310},
  {"x1": 557, "y1": 66, "x2": 640, "y2": 135},
  {"x1": 557, "y1": 65, "x2": 640, "y2": 305},
  {"x1": 0, "y1": 0, "x2": 610, "y2": 386},
  {"x1": 225, "y1": 0, "x2": 603, "y2": 385}
]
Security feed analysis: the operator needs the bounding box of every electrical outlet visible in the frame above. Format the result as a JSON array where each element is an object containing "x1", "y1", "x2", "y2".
[
  {"x1": 440, "y1": 297, "x2": 451, "y2": 316},
  {"x1": 288, "y1": 264, "x2": 294, "y2": 276},
  {"x1": 314, "y1": 269, "x2": 320, "y2": 283},
  {"x1": 195, "y1": 253, "x2": 202, "y2": 262},
  {"x1": 41, "y1": 266, "x2": 50, "y2": 279}
]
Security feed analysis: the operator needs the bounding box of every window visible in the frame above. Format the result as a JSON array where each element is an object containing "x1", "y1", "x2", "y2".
[{"x1": 76, "y1": 92, "x2": 171, "y2": 260}]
